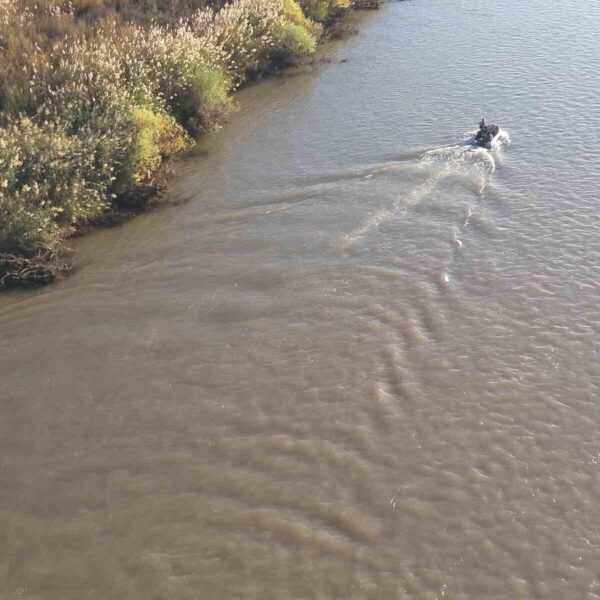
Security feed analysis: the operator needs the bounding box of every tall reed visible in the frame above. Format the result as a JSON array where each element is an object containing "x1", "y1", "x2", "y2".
[{"x1": 0, "y1": 0, "x2": 339, "y2": 258}]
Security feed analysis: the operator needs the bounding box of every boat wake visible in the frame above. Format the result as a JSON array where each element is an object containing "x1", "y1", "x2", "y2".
[{"x1": 335, "y1": 130, "x2": 510, "y2": 252}]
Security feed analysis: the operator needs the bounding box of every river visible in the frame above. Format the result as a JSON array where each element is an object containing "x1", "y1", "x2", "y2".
[{"x1": 2, "y1": 0, "x2": 600, "y2": 598}]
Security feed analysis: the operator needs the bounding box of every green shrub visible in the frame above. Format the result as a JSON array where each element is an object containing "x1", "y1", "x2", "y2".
[
  {"x1": 167, "y1": 62, "x2": 234, "y2": 134},
  {"x1": 0, "y1": 189, "x2": 55, "y2": 254},
  {"x1": 272, "y1": 21, "x2": 317, "y2": 64},
  {"x1": 296, "y1": 0, "x2": 348, "y2": 22},
  {"x1": 296, "y1": 0, "x2": 328, "y2": 21},
  {"x1": 282, "y1": 0, "x2": 322, "y2": 35},
  {"x1": 115, "y1": 24, "x2": 225, "y2": 114},
  {"x1": 34, "y1": 61, "x2": 140, "y2": 192},
  {"x1": 190, "y1": 0, "x2": 322, "y2": 82},
  {"x1": 131, "y1": 108, "x2": 193, "y2": 183},
  {"x1": 0, "y1": 118, "x2": 120, "y2": 252}
]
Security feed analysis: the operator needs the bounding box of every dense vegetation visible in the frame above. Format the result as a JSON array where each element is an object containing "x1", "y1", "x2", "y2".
[{"x1": 0, "y1": 0, "x2": 350, "y2": 283}]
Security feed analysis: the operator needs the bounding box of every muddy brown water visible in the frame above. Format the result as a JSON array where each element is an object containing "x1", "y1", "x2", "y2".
[{"x1": 2, "y1": 1, "x2": 600, "y2": 598}]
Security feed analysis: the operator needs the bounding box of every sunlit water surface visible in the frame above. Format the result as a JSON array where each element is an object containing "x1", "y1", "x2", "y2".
[{"x1": 2, "y1": 1, "x2": 600, "y2": 598}]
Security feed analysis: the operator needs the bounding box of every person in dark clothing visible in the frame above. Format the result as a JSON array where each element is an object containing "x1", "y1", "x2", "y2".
[
  {"x1": 476, "y1": 118, "x2": 487, "y2": 143},
  {"x1": 475, "y1": 118, "x2": 499, "y2": 145}
]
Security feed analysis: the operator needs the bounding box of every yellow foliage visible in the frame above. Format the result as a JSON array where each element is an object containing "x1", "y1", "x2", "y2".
[
  {"x1": 282, "y1": 0, "x2": 322, "y2": 37},
  {"x1": 272, "y1": 21, "x2": 317, "y2": 62},
  {"x1": 131, "y1": 108, "x2": 193, "y2": 183}
]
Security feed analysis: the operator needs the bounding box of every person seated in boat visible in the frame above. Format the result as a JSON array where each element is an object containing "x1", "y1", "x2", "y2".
[
  {"x1": 475, "y1": 118, "x2": 488, "y2": 142},
  {"x1": 475, "y1": 118, "x2": 499, "y2": 143}
]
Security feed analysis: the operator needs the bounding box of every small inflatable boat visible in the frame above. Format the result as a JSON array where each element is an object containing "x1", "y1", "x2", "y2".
[{"x1": 475, "y1": 118, "x2": 500, "y2": 148}]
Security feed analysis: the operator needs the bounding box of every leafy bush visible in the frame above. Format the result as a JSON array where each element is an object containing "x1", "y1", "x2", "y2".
[
  {"x1": 0, "y1": 118, "x2": 119, "y2": 252},
  {"x1": 116, "y1": 23, "x2": 227, "y2": 114},
  {"x1": 167, "y1": 61, "x2": 234, "y2": 134},
  {"x1": 296, "y1": 0, "x2": 348, "y2": 22},
  {"x1": 31, "y1": 52, "x2": 140, "y2": 192},
  {"x1": 0, "y1": 43, "x2": 139, "y2": 251},
  {"x1": 193, "y1": 0, "x2": 285, "y2": 83},
  {"x1": 272, "y1": 21, "x2": 317, "y2": 64},
  {"x1": 131, "y1": 108, "x2": 193, "y2": 183},
  {"x1": 0, "y1": 190, "x2": 55, "y2": 254},
  {"x1": 282, "y1": 0, "x2": 322, "y2": 37}
]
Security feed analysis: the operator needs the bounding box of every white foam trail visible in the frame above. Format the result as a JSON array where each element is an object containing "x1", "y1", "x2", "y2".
[
  {"x1": 464, "y1": 207, "x2": 473, "y2": 227},
  {"x1": 452, "y1": 231, "x2": 463, "y2": 248},
  {"x1": 336, "y1": 167, "x2": 447, "y2": 251},
  {"x1": 494, "y1": 128, "x2": 511, "y2": 149},
  {"x1": 335, "y1": 131, "x2": 510, "y2": 251}
]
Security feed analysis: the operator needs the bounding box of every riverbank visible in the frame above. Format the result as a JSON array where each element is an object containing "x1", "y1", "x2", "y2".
[{"x1": 0, "y1": 0, "x2": 377, "y2": 290}]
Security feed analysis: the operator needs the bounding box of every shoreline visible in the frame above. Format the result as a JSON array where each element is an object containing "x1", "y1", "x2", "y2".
[{"x1": 0, "y1": 0, "x2": 378, "y2": 292}]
